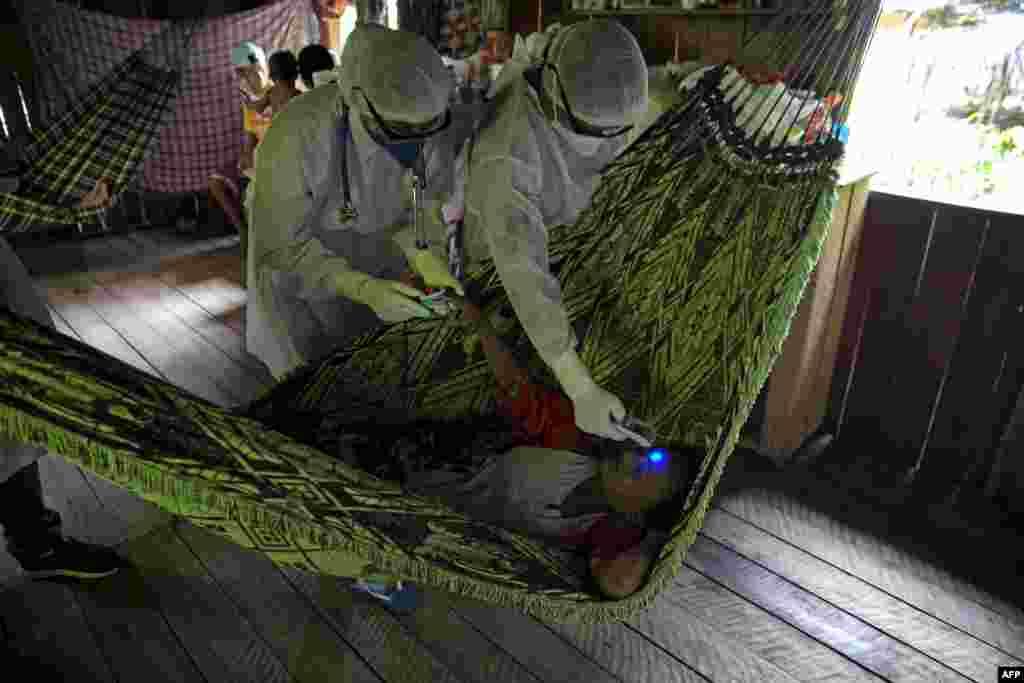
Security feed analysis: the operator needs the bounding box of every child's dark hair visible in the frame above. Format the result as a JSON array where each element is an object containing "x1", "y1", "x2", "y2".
[
  {"x1": 298, "y1": 44, "x2": 336, "y2": 89},
  {"x1": 269, "y1": 50, "x2": 299, "y2": 83}
]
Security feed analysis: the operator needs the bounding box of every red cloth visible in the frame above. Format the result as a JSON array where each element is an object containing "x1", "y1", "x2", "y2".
[
  {"x1": 494, "y1": 377, "x2": 648, "y2": 556},
  {"x1": 495, "y1": 378, "x2": 589, "y2": 453}
]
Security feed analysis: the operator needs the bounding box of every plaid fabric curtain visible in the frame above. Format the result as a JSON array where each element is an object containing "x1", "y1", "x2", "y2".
[{"x1": 15, "y1": 0, "x2": 308, "y2": 195}]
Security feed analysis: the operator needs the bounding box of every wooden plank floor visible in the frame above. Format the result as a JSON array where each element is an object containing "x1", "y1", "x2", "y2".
[{"x1": 2, "y1": 227, "x2": 1023, "y2": 682}]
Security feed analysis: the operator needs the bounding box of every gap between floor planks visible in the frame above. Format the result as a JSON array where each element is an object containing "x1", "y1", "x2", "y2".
[
  {"x1": 712, "y1": 474, "x2": 1024, "y2": 661},
  {"x1": 42, "y1": 264, "x2": 251, "y2": 408},
  {"x1": 36, "y1": 233, "x2": 270, "y2": 407},
  {"x1": 698, "y1": 505, "x2": 1022, "y2": 682},
  {"x1": 71, "y1": 459, "x2": 384, "y2": 683},
  {"x1": 49, "y1": 281, "x2": 240, "y2": 408},
  {"x1": 86, "y1": 462, "x2": 546, "y2": 683},
  {"x1": 74, "y1": 454, "x2": 529, "y2": 683}
]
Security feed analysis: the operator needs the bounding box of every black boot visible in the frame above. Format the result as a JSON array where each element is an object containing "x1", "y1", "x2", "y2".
[{"x1": 1, "y1": 462, "x2": 125, "y2": 580}]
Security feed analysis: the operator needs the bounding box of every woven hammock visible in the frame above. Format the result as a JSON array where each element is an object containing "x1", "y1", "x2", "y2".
[
  {"x1": 0, "y1": 21, "x2": 194, "y2": 233},
  {"x1": 0, "y1": 0, "x2": 880, "y2": 623}
]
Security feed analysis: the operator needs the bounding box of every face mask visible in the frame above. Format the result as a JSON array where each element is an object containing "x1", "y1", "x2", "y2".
[{"x1": 382, "y1": 141, "x2": 422, "y2": 169}]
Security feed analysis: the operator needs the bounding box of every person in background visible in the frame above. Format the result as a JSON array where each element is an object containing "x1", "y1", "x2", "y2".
[
  {"x1": 298, "y1": 44, "x2": 338, "y2": 90},
  {"x1": 0, "y1": 238, "x2": 125, "y2": 581},
  {"x1": 397, "y1": 19, "x2": 649, "y2": 442},
  {"x1": 209, "y1": 41, "x2": 272, "y2": 288},
  {"x1": 246, "y1": 25, "x2": 464, "y2": 380},
  {"x1": 246, "y1": 50, "x2": 303, "y2": 118},
  {"x1": 234, "y1": 42, "x2": 274, "y2": 175}
]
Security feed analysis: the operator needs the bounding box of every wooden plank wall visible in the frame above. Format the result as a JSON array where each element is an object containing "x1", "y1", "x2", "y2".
[{"x1": 830, "y1": 191, "x2": 1024, "y2": 503}]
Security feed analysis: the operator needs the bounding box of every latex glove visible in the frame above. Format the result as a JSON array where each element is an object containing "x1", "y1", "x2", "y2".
[
  {"x1": 392, "y1": 218, "x2": 464, "y2": 296},
  {"x1": 334, "y1": 271, "x2": 433, "y2": 323},
  {"x1": 551, "y1": 350, "x2": 628, "y2": 440},
  {"x1": 409, "y1": 248, "x2": 465, "y2": 296}
]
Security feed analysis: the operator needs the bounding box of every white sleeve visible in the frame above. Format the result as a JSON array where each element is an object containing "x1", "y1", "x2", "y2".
[
  {"x1": 250, "y1": 123, "x2": 359, "y2": 302},
  {"x1": 469, "y1": 156, "x2": 574, "y2": 366}
]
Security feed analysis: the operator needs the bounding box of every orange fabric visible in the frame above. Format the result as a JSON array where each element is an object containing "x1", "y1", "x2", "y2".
[
  {"x1": 493, "y1": 374, "x2": 649, "y2": 558},
  {"x1": 495, "y1": 378, "x2": 589, "y2": 453},
  {"x1": 243, "y1": 105, "x2": 272, "y2": 142}
]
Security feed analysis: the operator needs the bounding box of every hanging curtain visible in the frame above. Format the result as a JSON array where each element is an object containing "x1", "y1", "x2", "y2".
[{"x1": 14, "y1": 0, "x2": 308, "y2": 194}]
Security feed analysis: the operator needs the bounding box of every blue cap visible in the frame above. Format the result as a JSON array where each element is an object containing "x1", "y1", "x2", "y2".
[{"x1": 231, "y1": 42, "x2": 266, "y2": 68}]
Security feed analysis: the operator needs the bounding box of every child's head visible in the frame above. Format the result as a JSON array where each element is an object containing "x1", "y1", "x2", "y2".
[
  {"x1": 268, "y1": 50, "x2": 300, "y2": 85},
  {"x1": 232, "y1": 41, "x2": 269, "y2": 96},
  {"x1": 592, "y1": 439, "x2": 697, "y2": 515},
  {"x1": 299, "y1": 44, "x2": 337, "y2": 90}
]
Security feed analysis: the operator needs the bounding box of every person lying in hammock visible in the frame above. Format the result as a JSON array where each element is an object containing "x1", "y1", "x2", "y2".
[{"x1": 359, "y1": 283, "x2": 696, "y2": 600}]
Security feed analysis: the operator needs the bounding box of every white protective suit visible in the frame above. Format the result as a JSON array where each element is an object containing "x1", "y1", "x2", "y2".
[
  {"x1": 246, "y1": 26, "x2": 470, "y2": 380},
  {"x1": 405, "y1": 20, "x2": 649, "y2": 439},
  {"x1": 0, "y1": 237, "x2": 53, "y2": 484}
]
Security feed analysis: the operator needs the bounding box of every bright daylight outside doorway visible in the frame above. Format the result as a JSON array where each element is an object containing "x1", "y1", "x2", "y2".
[{"x1": 846, "y1": 0, "x2": 1024, "y2": 213}]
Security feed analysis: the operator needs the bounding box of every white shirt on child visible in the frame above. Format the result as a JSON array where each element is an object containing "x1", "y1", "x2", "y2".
[{"x1": 407, "y1": 446, "x2": 608, "y2": 544}]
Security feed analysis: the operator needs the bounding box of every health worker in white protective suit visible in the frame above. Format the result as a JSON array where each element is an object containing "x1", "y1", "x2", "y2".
[
  {"x1": 246, "y1": 25, "x2": 463, "y2": 380},
  {"x1": 398, "y1": 19, "x2": 649, "y2": 441}
]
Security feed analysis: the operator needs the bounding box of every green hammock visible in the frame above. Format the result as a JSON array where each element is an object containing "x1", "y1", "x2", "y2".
[
  {"x1": 0, "y1": 0, "x2": 880, "y2": 622},
  {"x1": 0, "y1": 23, "x2": 193, "y2": 233}
]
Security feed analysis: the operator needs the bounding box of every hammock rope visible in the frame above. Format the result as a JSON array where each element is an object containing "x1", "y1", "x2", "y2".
[
  {"x1": 1, "y1": 0, "x2": 879, "y2": 622},
  {"x1": 0, "y1": 20, "x2": 196, "y2": 233}
]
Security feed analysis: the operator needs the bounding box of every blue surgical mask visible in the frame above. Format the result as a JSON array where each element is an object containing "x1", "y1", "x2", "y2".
[{"x1": 382, "y1": 141, "x2": 422, "y2": 169}]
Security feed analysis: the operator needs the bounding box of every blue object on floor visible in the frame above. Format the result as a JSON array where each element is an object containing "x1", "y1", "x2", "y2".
[
  {"x1": 352, "y1": 580, "x2": 420, "y2": 613},
  {"x1": 387, "y1": 583, "x2": 420, "y2": 612}
]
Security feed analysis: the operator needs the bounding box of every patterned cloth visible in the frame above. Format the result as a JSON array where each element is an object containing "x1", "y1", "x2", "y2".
[
  {"x1": 0, "y1": 62, "x2": 843, "y2": 622},
  {"x1": 0, "y1": 40, "x2": 186, "y2": 232},
  {"x1": 0, "y1": 304, "x2": 595, "y2": 619},
  {"x1": 15, "y1": 0, "x2": 308, "y2": 194}
]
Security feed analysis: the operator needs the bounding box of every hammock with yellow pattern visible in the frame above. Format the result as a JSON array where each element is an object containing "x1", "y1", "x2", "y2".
[{"x1": 0, "y1": 0, "x2": 879, "y2": 623}]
